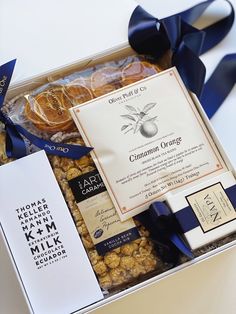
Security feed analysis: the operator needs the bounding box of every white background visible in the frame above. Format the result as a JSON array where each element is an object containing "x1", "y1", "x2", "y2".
[{"x1": 0, "y1": 0, "x2": 236, "y2": 313}]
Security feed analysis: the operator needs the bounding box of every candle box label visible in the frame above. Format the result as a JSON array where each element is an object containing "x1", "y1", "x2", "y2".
[
  {"x1": 186, "y1": 182, "x2": 236, "y2": 232},
  {"x1": 0, "y1": 151, "x2": 103, "y2": 314},
  {"x1": 68, "y1": 169, "x2": 140, "y2": 255},
  {"x1": 70, "y1": 67, "x2": 227, "y2": 221}
]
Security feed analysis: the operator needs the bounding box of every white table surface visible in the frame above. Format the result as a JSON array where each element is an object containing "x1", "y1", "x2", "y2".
[{"x1": 0, "y1": 0, "x2": 236, "y2": 313}]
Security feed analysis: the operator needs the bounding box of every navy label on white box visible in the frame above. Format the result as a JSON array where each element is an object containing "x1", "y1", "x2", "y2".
[
  {"x1": 186, "y1": 182, "x2": 236, "y2": 233},
  {"x1": 68, "y1": 169, "x2": 140, "y2": 255}
]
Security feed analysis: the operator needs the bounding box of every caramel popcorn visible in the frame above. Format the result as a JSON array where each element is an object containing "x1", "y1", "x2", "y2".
[
  {"x1": 120, "y1": 256, "x2": 135, "y2": 270},
  {"x1": 120, "y1": 243, "x2": 138, "y2": 256},
  {"x1": 109, "y1": 267, "x2": 126, "y2": 285},
  {"x1": 0, "y1": 131, "x2": 13, "y2": 165},
  {"x1": 93, "y1": 261, "x2": 108, "y2": 275},
  {"x1": 104, "y1": 252, "x2": 121, "y2": 269},
  {"x1": 99, "y1": 273, "x2": 112, "y2": 289},
  {"x1": 88, "y1": 249, "x2": 103, "y2": 265},
  {"x1": 130, "y1": 262, "x2": 146, "y2": 278},
  {"x1": 66, "y1": 167, "x2": 82, "y2": 180},
  {"x1": 48, "y1": 139, "x2": 160, "y2": 290},
  {"x1": 77, "y1": 223, "x2": 89, "y2": 236}
]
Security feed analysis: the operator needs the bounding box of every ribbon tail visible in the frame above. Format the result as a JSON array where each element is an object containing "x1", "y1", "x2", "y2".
[
  {"x1": 5, "y1": 124, "x2": 27, "y2": 158},
  {"x1": 14, "y1": 124, "x2": 93, "y2": 159},
  {"x1": 0, "y1": 59, "x2": 16, "y2": 108},
  {"x1": 200, "y1": 53, "x2": 236, "y2": 118},
  {"x1": 169, "y1": 233, "x2": 194, "y2": 259}
]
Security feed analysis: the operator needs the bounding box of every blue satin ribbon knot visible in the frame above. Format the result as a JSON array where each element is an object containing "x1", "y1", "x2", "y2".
[{"x1": 136, "y1": 202, "x2": 194, "y2": 264}]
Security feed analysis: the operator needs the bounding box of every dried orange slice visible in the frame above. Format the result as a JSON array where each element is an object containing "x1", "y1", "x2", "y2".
[
  {"x1": 33, "y1": 119, "x2": 75, "y2": 133},
  {"x1": 92, "y1": 84, "x2": 118, "y2": 98},
  {"x1": 25, "y1": 99, "x2": 75, "y2": 132},
  {"x1": 24, "y1": 87, "x2": 75, "y2": 133},
  {"x1": 91, "y1": 67, "x2": 121, "y2": 89},
  {"x1": 121, "y1": 61, "x2": 161, "y2": 86},
  {"x1": 91, "y1": 66, "x2": 121, "y2": 97},
  {"x1": 33, "y1": 88, "x2": 72, "y2": 126},
  {"x1": 65, "y1": 80, "x2": 93, "y2": 105},
  {"x1": 24, "y1": 99, "x2": 45, "y2": 126}
]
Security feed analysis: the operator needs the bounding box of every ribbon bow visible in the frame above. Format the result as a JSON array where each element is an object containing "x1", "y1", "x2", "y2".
[
  {"x1": 136, "y1": 202, "x2": 194, "y2": 264},
  {"x1": 0, "y1": 60, "x2": 92, "y2": 159},
  {"x1": 129, "y1": 0, "x2": 236, "y2": 118}
]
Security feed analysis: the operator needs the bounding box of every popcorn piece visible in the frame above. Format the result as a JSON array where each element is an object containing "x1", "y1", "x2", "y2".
[
  {"x1": 66, "y1": 167, "x2": 82, "y2": 180},
  {"x1": 75, "y1": 156, "x2": 92, "y2": 169},
  {"x1": 72, "y1": 208, "x2": 83, "y2": 222},
  {"x1": 113, "y1": 247, "x2": 121, "y2": 254},
  {"x1": 120, "y1": 256, "x2": 135, "y2": 270},
  {"x1": 139, "y1": 237, "x2": 148, "y2": 247},
  {"x1": 53, "y1": 168, "x2": 66, "y2": 181},
  {"x1": 60, "y1": 158, "x2": 75, "y2": 172},
  {"x1": 104, "y1": 252, "x2": 121, "y2": 269},
  {"x1": 109, "y1": 267, "x2": 126, "y2": 285},
  {"x1": 93, "y1": 261, "x2": 108, "y2": 275},
  {"x1": 82, "y1": 234, "x2": 94, "y2": 250},
  {"x1": 88, "y1": 250, "x2": 103, "y2": 265},
  {"x1": 78, "y1": 223, "x2": 89, "y2": 236},
  {"x1": 143, "y1": 256, "x2": 157, "y2": 272},
  {"x1": 99, "y1": 273, "x2": 112, "y2": 289},
  {"x1": 129, "y1": 262, "x2": 146, "y2": 278},
  {"x1": 120, "y1": 243, "x2": 138, "y2": 256}
]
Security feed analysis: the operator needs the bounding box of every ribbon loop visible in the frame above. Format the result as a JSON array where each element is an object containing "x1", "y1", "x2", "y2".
[
  {"x1": 129, "y1": 6, "x2": 170, "y2": 59},
  {"x1": 178, "y1": 0, "x2": 215, "y2": 24},
  {"x1": 129, "y1": 1, "x2": 235, "y2": 104},
  {"x1": 199, "y1": 1, "x2": 235, "y2": 53}
]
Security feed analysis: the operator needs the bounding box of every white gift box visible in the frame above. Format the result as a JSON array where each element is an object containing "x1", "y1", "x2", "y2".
[
  {"x1": 1, "y1": 43, "x2": 236, "y2": 314},
  {"x1": 1, "y1": 0, "x2": 236, "y2": 313}
]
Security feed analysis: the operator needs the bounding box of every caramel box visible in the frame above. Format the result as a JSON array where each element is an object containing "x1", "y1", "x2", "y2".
[{"x1": 1, "y1": 45, "x2": 236, "y2": 314}]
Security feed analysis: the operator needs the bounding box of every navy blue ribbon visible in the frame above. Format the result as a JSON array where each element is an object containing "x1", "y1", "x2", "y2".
[
  {"x1": 129, "y1": 0, "x2": 236, "y2": 118},
  {"x1": 201, "y1": 54, "x2": 236, "y2": 118},
  {"x1": 136, "y1": 202, "x2": 194, "y2": 264},
  {"x1": 175, "y1": 184, "x2": 236, "y2": 233},
  {"x1": 0, "y1": 60, "x2": 93, "y2": 159},
  {"x1": 130, "y1": 1, "x2": 236, "y2": 259}
]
